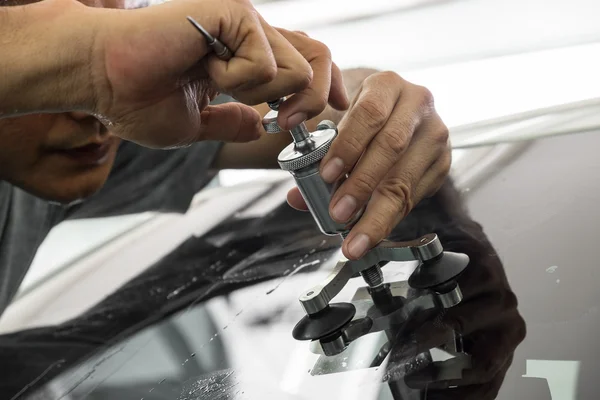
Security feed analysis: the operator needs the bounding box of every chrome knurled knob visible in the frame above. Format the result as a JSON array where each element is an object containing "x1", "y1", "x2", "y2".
[{"x1": 262, "y1": 109, "x2": 283, "y2": 134}]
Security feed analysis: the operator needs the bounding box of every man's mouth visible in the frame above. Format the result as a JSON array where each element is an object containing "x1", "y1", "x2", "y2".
[{"x1": 56, "y1": 139, "x2": 115, "y2": 166}]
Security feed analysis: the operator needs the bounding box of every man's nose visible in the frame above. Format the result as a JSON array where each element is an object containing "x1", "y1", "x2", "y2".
[
  {"x1": 67, "y1": 112, "x2": 111, "y2": 137},
  {"x1": 67, "y1": 111, "x2": 93, "y2": 121}
]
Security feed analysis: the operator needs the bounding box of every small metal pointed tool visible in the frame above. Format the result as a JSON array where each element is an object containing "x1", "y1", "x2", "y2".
[{"x1": 186, "y1": 16, "x2": 233, "y2": 61}]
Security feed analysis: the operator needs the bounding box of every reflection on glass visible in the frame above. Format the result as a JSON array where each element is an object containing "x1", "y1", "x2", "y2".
[
  {"x1": 381, "y1": 180, "x2": 527, "y2": 398},
  {"x1": 0, "y1": 179, "x2": 527, "y2": 400}
]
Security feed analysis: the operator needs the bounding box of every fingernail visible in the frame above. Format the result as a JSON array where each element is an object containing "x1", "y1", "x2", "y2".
[
  {"x1": 321, "y1": 157, "x2": 345, "y2": 183},
  {"x1": 348, "y1": 234, "x2": 370, "y2": 259},
  {"x1": 331, "y1": 195, "x2": 357, "y2": 222},
  {"x1": 286, "y1": 112, "x2": 307, "y2": 129}
]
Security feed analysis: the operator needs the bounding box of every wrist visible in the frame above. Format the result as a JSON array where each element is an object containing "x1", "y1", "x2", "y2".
[{"x1": 0, "y1": 0, "x2": 100, "y2": 115}]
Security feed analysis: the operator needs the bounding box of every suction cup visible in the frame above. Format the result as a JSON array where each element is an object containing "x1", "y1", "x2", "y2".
[
  {"x1": 292, "y1": 303, "x2": 356, "y2": 341},
  {"x1": 408, "y1": 252, "x2": 469, "y2": 290}
]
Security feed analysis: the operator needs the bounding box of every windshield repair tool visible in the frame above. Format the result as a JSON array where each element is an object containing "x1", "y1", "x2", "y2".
[
  {"x1": 262, "y1": 100, "x2": 471, "y2": 358},
  {"x1": 186, "y1": 16, "x2": 233, "y2": 61}
]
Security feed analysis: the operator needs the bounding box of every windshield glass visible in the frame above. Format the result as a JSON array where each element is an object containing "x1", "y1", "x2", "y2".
[{"x1": 4, "y1": 127, "x2": 600, "y2": 399}]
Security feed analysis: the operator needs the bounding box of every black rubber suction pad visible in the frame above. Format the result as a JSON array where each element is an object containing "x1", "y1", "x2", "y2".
[
  {"x1": 408, "y1": 251, "x2": 470, "y2": 290},
  {"x1": 292, "y1": 303, "x2": 356, "y2": 341}
]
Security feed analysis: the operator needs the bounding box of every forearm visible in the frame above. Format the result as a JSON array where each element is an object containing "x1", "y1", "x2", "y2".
[
  {"x1": 215, "y1": 67, "x2": 380, "y2": 170},
  {"x1": 0, "y1": 0, "x2": 97, "y2": 116}
]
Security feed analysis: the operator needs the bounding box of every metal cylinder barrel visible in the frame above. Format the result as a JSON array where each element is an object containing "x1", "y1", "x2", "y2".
[
  {"x1": 273, "y1": 122, "x2": 363, "y2": 237},
  {"x1": 291, "y1": 165, "x2": 352, "y2": 236}
]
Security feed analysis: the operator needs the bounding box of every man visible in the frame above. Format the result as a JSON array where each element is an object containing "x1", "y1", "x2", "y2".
[{"x1": 0, "y1": 0, "x2": 451, "y2": 314}]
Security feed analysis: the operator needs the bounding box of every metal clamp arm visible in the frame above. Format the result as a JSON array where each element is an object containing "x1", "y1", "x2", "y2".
[
  {"x1": 299, "y1": 260, "x2": 356, "y2": 315},
  {"x1": 299, "y1": 234, "x2": 443, "y2": 315}
]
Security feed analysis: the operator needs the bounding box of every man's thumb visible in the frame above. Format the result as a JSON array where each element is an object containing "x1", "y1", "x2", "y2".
[{"x1": 198, "y1": 103, "x2": 263, "y2": 143}]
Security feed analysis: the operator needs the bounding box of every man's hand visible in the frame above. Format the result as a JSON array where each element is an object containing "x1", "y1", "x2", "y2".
[
  {"x1": 270, "y1": 29, "x2": 350, "y2": 129},
  {"x1": 3, "y1": 0, "x2": 340, "y2": 148},
  {"x1": 213, "y1": 29, "x2": 350, "y2": 170},
  {"x1": 287, "y1": 72, "x2": 451, "y2": 260},
  {"x1": 89, "y1": 0, "x2": 335, "y2": 148}
]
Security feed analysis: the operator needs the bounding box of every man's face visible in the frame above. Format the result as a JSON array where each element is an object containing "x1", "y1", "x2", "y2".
[
  {"x1": 0, "y1": 0, "x2": 136, "y2": 203},
  {"x1": 0, "y1": 113, "x2": 121, "y2": 203}
]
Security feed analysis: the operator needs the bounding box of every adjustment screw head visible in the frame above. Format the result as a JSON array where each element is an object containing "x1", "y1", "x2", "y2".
[{"x1": 316, "y1": 120, "x2": 337, "y2": 131}]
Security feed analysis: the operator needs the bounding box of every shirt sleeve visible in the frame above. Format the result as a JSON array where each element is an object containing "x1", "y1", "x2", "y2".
[
  {"x1": 65, "y1": 141, "x2": 223, "y2": 219},
  {"x1": 62, "y1": 94, "x2": 239, "y2": 219},
  {"x1": 63, "y1": 139, "x2": 224, "y2": 220},
  {"x1": 63, "y1": 94, "x2": 238, "y2": 220}
]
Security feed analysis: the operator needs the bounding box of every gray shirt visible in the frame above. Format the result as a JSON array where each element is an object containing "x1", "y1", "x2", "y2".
[{"x1": 0, "y1": 140, "x2": 223, "y2": 315}]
